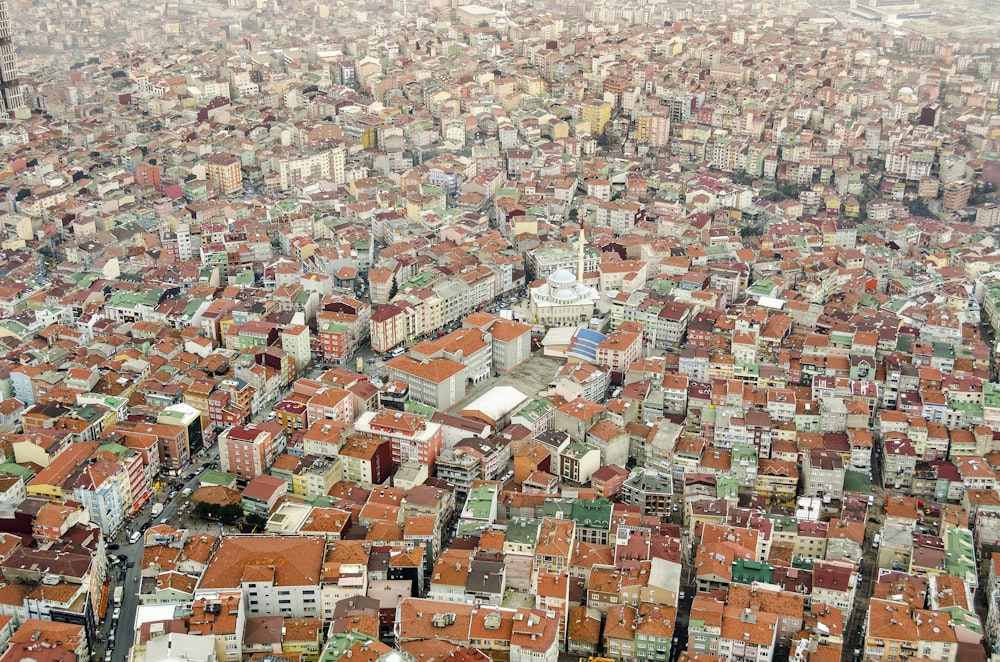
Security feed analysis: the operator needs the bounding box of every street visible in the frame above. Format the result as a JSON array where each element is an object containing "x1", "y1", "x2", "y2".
[{"x1": 95, "y1": 445, "x2": 221, "y2": 662}]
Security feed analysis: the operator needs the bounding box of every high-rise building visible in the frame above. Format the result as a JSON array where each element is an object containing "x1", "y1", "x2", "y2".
[{"x1": 0, "y1": 0, "x2": 26, "y2": 119}]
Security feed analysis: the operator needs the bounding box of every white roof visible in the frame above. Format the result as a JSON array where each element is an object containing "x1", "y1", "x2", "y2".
[
  {"x1": 462, "y1": 386, "x2": 529, "y2": 423},
  {"x1": 541, "y1": 326, "x2": 579, "y2": 346},
  {"x1": 758, "y1": 296, "x2": 785, "y2": 309},
  {"x1": 457, "y1": 3, "x2": 496, "y2": 15}
]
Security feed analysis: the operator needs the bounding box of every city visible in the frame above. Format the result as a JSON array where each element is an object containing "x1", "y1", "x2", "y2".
[{"x1": 0, "y1": 1, "x2": 999, "y2": 662}]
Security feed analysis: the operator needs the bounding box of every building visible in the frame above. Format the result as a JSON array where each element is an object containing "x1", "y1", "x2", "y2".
[
  {"x1": 803, "y1": 450, "x2": 846, "y2": 500},
  {"x1": 383, "y1": 356, "x2": 468, "y2": 410},
  {"x1": 218, "y1": 424, "x2": 285, "y2": 481},
  {"x1": 529, "y1": 269, "x2": 600, "y2": 328},
  {"x1": 339, "y1": 434, "x2": 392, "y2": 486},
  {"x1": 205, "y1": 153, "x2": 243, "y2": 195},
  {"x1": 196, "y1": 535, "x2": 325, "y2": 618},
  {"x1": 717, "y1": 605, "x2": 778, "y2": 662},
  {"x1": 156, "y1": 403, "x2": 203, "y2": 471},
  {"x1": 0, "y1": 0, "x2": 26, "y2": 119},
  {"x1": 355, "y1": 409, "x2": 443, "y2": 470}
]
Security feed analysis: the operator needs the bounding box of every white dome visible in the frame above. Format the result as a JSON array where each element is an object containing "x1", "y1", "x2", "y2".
[
  {"x1": 548, "y1": 268, "x2": 576, "y2": 284},
  {"x1": 553, "y1": 288, "x2": 577, "y2": 301}
]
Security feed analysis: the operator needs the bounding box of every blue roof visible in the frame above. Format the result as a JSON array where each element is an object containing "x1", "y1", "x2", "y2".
[{"x1": 567, "y1": 328, "x2": 605, "y2": 362}]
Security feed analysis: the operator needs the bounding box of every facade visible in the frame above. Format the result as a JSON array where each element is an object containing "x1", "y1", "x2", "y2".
[
  {"x1": 355, "y1": 409, "x2": 444, "y2": 470},
  {"x1": 529, "y1": 269, "x2": 600, "y2": 328},
  {"x1": 0, "y1": 0, "x2": 26, "y2": 119},
  {"x1": 205, "y1": 153, "x2": 243, "y2": 195},
  {"x1": 384, "y1": 356, "x2": 468, "y2": 410},
  {"x1": 218, "y1": 424, "x2": 285, "y2": 481}
]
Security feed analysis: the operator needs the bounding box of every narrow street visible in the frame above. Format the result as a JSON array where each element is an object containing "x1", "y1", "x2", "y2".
[{"x1": 95, "y1": 446, "x2": 221, "y2": 661}]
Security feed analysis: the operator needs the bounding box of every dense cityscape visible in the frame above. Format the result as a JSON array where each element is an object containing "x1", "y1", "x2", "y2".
[{"x1": 1, "y1": 1, "x2": 1000, "y2": 662}]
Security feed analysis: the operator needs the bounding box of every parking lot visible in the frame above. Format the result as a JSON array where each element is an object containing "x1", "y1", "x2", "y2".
[{"x1": 447, "y1": 351, "x2": 562, "y2": 415}]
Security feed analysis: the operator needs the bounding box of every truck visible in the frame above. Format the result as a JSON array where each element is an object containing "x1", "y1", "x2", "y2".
[
  {"x1": 150, "y1": 503, "x2": 163, "y2": 517},
  {"x1": 113, "y1": 586, "x2": 123, "y2": 605}
]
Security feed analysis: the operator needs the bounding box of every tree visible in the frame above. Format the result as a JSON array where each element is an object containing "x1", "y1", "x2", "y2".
[
  {"x1": 194, "y1": 501, "x2": 220, "y2": 520},
  {"x1": 906, "y1": 197, "x2": 933, "y2": 218},
  {"x1": 739, "y1": 225, "x2": 760, "y2": 238},
  {"x1": 219, "y1": 503, "x2": 243, "y2": 525},
  {"x1": 245, "y1": 513, "x2": 268, "y2": 532},
  {"x1": 388, "y1": 278, "x2": 398, "y2": 300}
]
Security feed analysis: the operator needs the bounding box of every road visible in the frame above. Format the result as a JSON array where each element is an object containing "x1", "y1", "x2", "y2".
[
  {"x1": 96, "y1": 445, "x2": 221, "y2": 661},
  {"x1": 843, "y1": 488, "x2": 884, "y2": 662}
]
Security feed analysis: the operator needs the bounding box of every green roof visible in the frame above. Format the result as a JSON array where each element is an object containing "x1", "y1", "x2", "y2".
[
  {"x1": 200, "y1": 469, "x2": 238, "y2": 487},
  {"x1": 0, "y1": 463, "x2": 34, "y2": 479},
  {"x1": 461, "y1": 483, "x2": 497, "y2": 520},
  {"x1": 765, "y1": 514, "x2": 797, "y2": 532},
  {"x1": 749, "y1": 278, "x2": 779, "y2": 296},
  {"x1": 404, "y1": 401, "x2": 436, "y2": 418},
  {"x1": 731, "y1": 443, "x2": 758, "y2": 465},
  {"x1": 939, "y1": 607, "x2": 982, "y2": 634},
  {"x1": 717, "y1": 476, "x2": 739, "y2": 499},
  {"x1": 319, "y1": 321, "x2": 349, "y2": 335},
  {"x1": 107, "y1": 287, "x2": 165, "y2": 309},
  {"x1": 982, "y1": 381, "x2": 1000, "y2": 408},
  {"x1": 514, "y1": 397, "x2": 554, "y2": 422},
  {"x1": 504, "y1": 517, "x2": 540, "y2": 545},
  {"x1": 843, "y1": 471, "x2": 873, "y2": 494},
  {"x1": 732, "y1": 559, "x2": 774, "y2": 584},
  {"x1": 562, "y1": 441, "x2": 599, "y2": 460},
  {"x1": 302, "y1": 493, "x2": 338, "y2": 508},
  {"x1": 319, "y1": 631, "x2": 378, "y2": 662},
  {"x1": 96, "y1": 442, "x2": 130, "y2": 456},
  {"x1": 569, "y1": 498, "x2": 613, "y2": 528},
  {"x1": 944, "y1": 528, "x2": 977, "y2": 583}
]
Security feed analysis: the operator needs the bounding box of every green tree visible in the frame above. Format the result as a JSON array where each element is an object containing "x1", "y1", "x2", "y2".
[
  {"x1": 388, "y1": 278, "x2": 398, "y2": 300},
  {"x1": 194, "y1": 501, "x2": 220, "y2": 520},
  {"x1": 219, "y1": 503, "x2": 243, "y2": 525},
  {"x1": 245, "y1": 513, "x2": 268, "y2": 532}
]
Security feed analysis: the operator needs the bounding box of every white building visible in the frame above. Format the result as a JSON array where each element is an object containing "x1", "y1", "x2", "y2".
[{"x1": 529, "y1": 269, "x2": 600, "y2": 328}]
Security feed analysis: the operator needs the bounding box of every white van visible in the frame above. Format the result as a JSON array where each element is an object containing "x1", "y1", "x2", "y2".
[
  {"x1": 129, "y1": 531, "x2": 141, "y2": 544},
  {"x1": 389, "y1": 346, "x2": 405, "y2": 358}
]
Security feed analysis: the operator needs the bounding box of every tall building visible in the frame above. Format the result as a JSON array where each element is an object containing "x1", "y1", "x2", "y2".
[
  {"x1": 0, "y1": 0, "x2": 26, "y2": 119},
  {"x1": 205, "y1": 153, "x2": 243, "y2": 195}
]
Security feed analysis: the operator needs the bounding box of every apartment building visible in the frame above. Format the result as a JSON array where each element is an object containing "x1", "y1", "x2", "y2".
[
  {"x1": 384, "y1": 356, "x2": 468, "y2": 410},
  {"x1": 197, "y1": 535, "x2": 324, "y2": 619},
  {"x1": 218, "y1": 423, "x2": 285, "y2": 481},
  {"x1": 355, "y1": 409, "x2": 444, "y2": 470}
]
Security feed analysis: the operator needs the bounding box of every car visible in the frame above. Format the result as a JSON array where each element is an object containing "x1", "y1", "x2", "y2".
[
  {"x1": 186, "y1": 472, "x2": 195, "y2": 479},
  {"x1": 112, "y1": 607, "x2": 121, "y2": 619},
  {"x1": 105, "y1": 652, "x2": 113, "y2": 662},
  {"x1": 117, "y1": 554, "x2": 128, "y2": 562},
  {"x1": 107, "y1": 543, "x2": 119, "y2": 550},
  {"x1": 868, "y1": 517, "x2": 881, "y2": 524},
  {"x1": 160, "y1": 517, "x2": 169, "y2": 525},
  {"x1": 128, "y1": 531, "x2": 141, "y2": 544}
]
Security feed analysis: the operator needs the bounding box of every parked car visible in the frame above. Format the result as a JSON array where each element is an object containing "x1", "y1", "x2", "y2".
[{"x1": 107, "y1": 543, "x2": 119, "y2": 550}]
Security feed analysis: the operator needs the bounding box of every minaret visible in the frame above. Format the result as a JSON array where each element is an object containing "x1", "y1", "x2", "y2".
[
  {"x1": 0, "y1": 0, "x2": 26, "y2": 119},
  {"x1": 577, "y1": 215, "x2": 585, "y2": 282}
]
